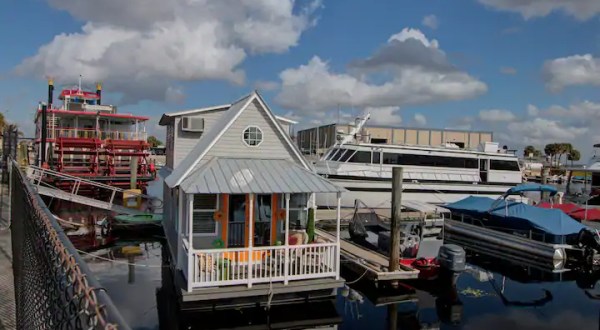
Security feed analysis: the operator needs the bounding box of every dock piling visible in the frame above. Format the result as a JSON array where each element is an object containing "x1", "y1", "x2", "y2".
[{"x1": 389, "y1": 167, "x2": 403, "y2": 287}]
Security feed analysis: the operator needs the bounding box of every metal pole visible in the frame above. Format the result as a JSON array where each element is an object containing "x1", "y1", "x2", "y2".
[
  {"x1": 336, "y1": 192, "x2": 341, "y2": 280},
  {"x1": 41, "y1": 103, "x2": 47, "y2": 166},
  {"x1": 390, "y1": 167, "x2": 403, "y2": 282}
]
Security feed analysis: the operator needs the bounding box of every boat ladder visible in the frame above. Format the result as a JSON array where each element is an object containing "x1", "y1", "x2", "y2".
[{"x1": 25, "y1": 165, "x2": 160, "y2": 215}]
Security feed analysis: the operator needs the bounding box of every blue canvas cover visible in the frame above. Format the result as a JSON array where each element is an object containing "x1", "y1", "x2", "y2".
[
  {"x1": 445, "y1": 196, "x2": 585, "y2": 236},
  {"x1": 503, "y1": 183, "x2": 558, "y2": 197}
]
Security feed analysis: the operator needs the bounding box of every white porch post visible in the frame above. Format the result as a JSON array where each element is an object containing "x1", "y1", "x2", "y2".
[
  {"x1": 135, "y1": 119, "x2": 139, "y2": 140},
  {"x1": 247, "y1": 193, "x2": 255, "y2": 288},
  {"x1": 284, "y1": 193, "x2": 290, "y2": 285},
  {"x1": 335, "y1": 192, "x2": 341, "y2": 280},
  {"x1": 186, "y1": 192, "x2": 194, "y2": 292}
]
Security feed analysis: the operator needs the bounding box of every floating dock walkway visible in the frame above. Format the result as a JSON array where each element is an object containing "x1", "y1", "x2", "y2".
[
  {"x1": 315, "y1": 229, "x2": 419, "y2": 282},
  {"x1": 26, "y1": 165, "x2": 157, "y2": 215}
]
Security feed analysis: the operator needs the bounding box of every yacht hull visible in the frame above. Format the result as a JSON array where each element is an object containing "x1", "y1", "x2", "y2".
[{"x1": 315, "y1": 176, "x2": 517, "y2": 208}]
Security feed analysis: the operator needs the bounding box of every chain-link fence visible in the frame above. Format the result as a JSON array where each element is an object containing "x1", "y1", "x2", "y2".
[{"x1": 10, "y1": 160, "x2": 130, "y2": 329}]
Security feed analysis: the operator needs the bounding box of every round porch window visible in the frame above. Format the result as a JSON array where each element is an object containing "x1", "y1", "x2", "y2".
[{"x1": 243, "y1": 126, "x2": 263, "y2": 147}]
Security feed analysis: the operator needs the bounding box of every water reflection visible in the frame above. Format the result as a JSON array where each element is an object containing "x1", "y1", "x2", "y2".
[{"x1": 49, "y1": 178, "x2": 600, "y2": 329}]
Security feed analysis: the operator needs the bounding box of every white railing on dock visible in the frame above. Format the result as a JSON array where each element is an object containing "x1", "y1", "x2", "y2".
[{"x1": 190, "y1": 243, "x2": 338, "y2": 288}]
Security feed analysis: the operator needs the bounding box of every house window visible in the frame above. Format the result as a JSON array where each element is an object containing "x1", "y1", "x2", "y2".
[
  {"x1": 243, "y1": 126, "x2": 263, "y2": 147},
  {"x1": 193, "y1": 194, "x2": 219, "y2": 235}
]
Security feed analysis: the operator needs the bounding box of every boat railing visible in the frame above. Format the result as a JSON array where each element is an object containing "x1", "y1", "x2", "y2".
[
  {"x1": 190, "y1": 242, "x2": 338, "y2": 288},
  {"x1": 48, "y1": 127, "x2": 147, "y2": 141}
]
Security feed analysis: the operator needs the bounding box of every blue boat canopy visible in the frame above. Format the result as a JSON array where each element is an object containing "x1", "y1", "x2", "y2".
[
  {"x1": 503, "y1": 183, "x2": 558, "y2": 197},
  {"x1": 445, "y1": 196, "x2": 585, "y2": 236}
]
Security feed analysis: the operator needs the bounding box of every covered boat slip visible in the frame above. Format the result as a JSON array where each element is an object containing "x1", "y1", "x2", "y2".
[
  {"x1": 172, "y1": 157, "x2": 345, "y2": 295},
  {"x1": 445, "y1": 195, "x2": 586, "y2": 244}
]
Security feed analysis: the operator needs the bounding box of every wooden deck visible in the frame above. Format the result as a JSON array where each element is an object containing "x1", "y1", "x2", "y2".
[{"x1": 315, "y1": 229, "x2": 420, "y2": 282}]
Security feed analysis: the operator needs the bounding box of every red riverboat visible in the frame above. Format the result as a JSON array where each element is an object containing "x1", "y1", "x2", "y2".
[{"x1": 34, "y1": 79, "x2": 154, "y2": 193}]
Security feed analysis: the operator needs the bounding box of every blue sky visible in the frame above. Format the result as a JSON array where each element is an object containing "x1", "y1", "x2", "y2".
[{"x1": 2, "y1": 0, "x2": 600, "y2": 158}]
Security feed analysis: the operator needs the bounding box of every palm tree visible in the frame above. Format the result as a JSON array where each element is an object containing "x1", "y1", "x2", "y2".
[
  {"x1": 568, "y1": 149, "x2": 581, "y2": 166},
  {"x1": 0, "y1": 112, "x2": 6, "y2": 135}
]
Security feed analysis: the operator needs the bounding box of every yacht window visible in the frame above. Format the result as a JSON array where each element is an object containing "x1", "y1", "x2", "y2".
[
  {"x1": 329, "y1": 148, "x2": 347, "y2": 161},
  {"x1": 490, "y1": 160, "x2": 520, "y2": 171},
  {"x1": 349, "y1": 151, "x2": 371, "y2": 164},
  {"x1": 382, "y1": 152, "x2": 478, "y2": 169},
  {"x1": 372, "y1": 151, "x2": 381, "y2": 164},
  {"x1": 338, "y1": 150, "x2": 354, "y2": 162}
]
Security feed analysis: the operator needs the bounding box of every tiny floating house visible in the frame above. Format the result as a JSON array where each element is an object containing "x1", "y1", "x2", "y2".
[{"x1": 159, "y1": 92, "x2": 345, "y2": 306}]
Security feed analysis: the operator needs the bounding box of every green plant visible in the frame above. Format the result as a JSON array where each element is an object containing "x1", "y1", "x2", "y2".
[
  {"x1": 306, "y1": 208, "x2": 315, "y2": 243},
  {"x1": 211, "y1": 238, "x2": 225, "y2": 249}
]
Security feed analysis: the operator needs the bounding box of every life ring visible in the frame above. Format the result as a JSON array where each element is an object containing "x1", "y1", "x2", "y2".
[
  {"x1": 278, "y1": 209, "x2": 287, "y2": 219},
  {"x1": 214, "y1": 211, "x2": 224, "y2": 221}
]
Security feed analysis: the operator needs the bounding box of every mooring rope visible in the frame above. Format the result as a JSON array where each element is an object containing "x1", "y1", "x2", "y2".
[{"x1": 76, "y1": 248, "x2": 167, "y2": 268}]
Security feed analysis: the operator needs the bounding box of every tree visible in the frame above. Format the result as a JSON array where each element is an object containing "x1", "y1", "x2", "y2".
[
  {"x1": 147, "y1": 136, "x2": 163, "y2": 148},
  {"x1": 0, "y1": 112, "x2": 6, "y2": 134},
  {"x1": 568, "y1": 149, "x2": 581, "y2": 165},
  {"x1": 523, "y1": 146, "x2": 537, "y2": 157}
]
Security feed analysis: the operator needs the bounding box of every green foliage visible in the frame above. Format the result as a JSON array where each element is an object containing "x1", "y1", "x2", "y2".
[
  {"x1": 211, "y1": 238, "x2": 225, "y2": 248},
  {"x1": 568, "y1": 149, "x2": 581, "y2": 164},
  {"x1": 523, "y1": 145, "x2": 541, "y2": 157},
  {"x1": 306, "y1": 208, "x2": 315, "y2": 243},
  {"x1": 544, "y1": 142, "x2": 577, "y2": 168},
  {"x1": 147, "y1": 135, "x2": 163, "y2": 147}
]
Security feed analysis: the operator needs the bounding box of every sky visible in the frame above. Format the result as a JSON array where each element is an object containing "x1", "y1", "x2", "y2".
[{"x1": 2, "y1": 0, "x2": 600, "y2": 159}]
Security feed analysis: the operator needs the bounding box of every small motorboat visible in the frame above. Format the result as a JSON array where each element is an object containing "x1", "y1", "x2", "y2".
[
  {"x1": 348, "y1": 200, "x2": 451, "y2": 280},
  {"x1": 111, "y1": 213, "x2": 163, "y2": 231}
]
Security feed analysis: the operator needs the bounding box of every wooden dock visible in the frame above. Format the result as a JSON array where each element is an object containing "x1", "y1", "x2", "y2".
[{"x1": 315, "y1": 229, "x2": 419, "y2": 282}]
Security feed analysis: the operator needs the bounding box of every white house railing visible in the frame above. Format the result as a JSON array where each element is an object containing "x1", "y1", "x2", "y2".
[{"x1": 190, "y1": 243, "x2": 338, "y2": 288}]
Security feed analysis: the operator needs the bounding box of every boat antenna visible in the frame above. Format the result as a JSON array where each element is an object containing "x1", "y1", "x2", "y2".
[{"x1": 78, "y1": 74, "x2": 82, "y2": 92}]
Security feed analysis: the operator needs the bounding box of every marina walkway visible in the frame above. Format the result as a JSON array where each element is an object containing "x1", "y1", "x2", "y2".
[
  {"x1": 0, "y1": 185, "x2": 16, "y2": 330},
  {"x1": 35, "y1": 185, "x2": 149, "y2": 215}
]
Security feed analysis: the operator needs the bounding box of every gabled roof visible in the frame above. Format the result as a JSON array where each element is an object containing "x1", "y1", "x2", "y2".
[
  {"x1": 164, "y1": 91, "x2": 310, "y2": 188},
  {"x1": 158, "y1": 104, "x2": 230, "y2": 126},
  {"x1": 158, "y1": 104, "x2": 298, "y2": 126}
]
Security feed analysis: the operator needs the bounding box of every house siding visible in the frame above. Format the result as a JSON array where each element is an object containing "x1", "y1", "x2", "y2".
[
  {"x1": 204, "y1": 100, "x2": 297, "y2": 161},
  {"x1": 173, "y1": 109, "x2": 226, "y2": 168}
]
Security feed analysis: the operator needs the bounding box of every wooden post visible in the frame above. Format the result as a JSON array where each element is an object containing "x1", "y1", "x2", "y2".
[
  {"x1": 130, "y1": 156, "x2": 138, "y2": 189},
  {"x1": 248, "y1": 193, "x2": 254, "y2": 288},
  {"x1": 284, "y1": 193, "x2": 290, "y2": 285},
  {"x1": 389, "y1": 167, "x2": 402, "y2": 286}
]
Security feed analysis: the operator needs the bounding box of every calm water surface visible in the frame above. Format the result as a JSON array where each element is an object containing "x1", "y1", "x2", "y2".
[{"x1": 58, "y1": 179, "x2": 600, "y2": 329}]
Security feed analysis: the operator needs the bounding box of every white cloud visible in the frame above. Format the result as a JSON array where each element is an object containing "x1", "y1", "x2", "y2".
[
  {"x1": 254, "y1": 80, "x2": 280, "y2": 91},
  {"x1": 364, "y1": 106, "x2": 402, "y2": 125},
  {"x1": 507, "y1": 117, "x2": 588, "y2": 145},
  {"x1": 499, "y1": 66, "x2": 517, "y2": 75},
  {"x1": 477, "y1": 0, "x2": 600, "y2": 20},
  {"x1": 543, "y1": 54, "x2": 600, "y2": 91},
  {"x1": 15, "y1": 0, "x2": 321, "y2": 103},
  {"x1": 413, "y1": 113, "x2": 427, "y2": 126},
  {"x1": 275, "y1": 28, "x2": 487, "y2": 119},
  {"x1": 478, "y1": 109, "x2": 516, "y2": 122},
  {"x1": 422, "y1": 15, "x2": 439, "y2": 30},
  {"x1": 526, "y1": 104, "x2": 539, "y2": 116}
]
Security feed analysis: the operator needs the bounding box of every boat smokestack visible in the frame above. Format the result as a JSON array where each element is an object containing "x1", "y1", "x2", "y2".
[
  {"x1": 47, "y1": 78, "x2": 54, "y2": 109},
  {"x1": 96, "y1": 82, "x2": 102, "y2": 105}
]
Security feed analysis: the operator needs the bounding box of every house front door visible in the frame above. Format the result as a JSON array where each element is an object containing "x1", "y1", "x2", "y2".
[{"x1": 228, "y1": 194, "x2": 246, "y2": 247}]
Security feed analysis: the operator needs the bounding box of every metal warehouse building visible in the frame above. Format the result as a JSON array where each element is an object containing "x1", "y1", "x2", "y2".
[{"x1": 296, "y1": 123, "x2": 493, "y2": 155}]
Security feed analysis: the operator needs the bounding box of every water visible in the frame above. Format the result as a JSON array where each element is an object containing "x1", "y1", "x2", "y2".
[{"x1": 52, "y1": 179, "x2": 600, "y2": 329}]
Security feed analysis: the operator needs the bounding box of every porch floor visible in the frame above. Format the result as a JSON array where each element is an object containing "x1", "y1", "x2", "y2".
[{"x1": 177, "y1": 269, "x2": 344, "y2": 303}]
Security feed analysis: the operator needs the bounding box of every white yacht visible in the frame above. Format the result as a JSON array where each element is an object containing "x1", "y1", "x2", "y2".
[{"x1": 314, "y1": 115, "x2": 523, "y2": 208}]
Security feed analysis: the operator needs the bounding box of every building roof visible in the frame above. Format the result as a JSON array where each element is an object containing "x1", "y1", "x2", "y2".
[
  {"x1": 180, "y1": 158, "x2": 345, "y2": 194},
  {"x1": 164, "y1": 91, "x2": 311, "y2": 188},
  {"x1": 158, "y1": 103, "x2": 297, "y2": 126}
]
